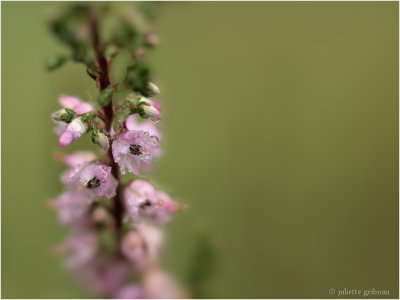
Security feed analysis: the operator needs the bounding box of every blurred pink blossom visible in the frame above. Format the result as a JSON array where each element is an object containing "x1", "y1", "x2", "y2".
[
  {"x1": 143, "y1": 269, "x2": 183, "y2": 299},
  {"x1": 52, "y1": 189, "x2": 94, "y2": 228},
  {"x1": 114, "y1": 285, "x2": 144, "y2": 299},
  {"x1": 121, "y1": 223, "x2": 164, "y2": 270},
  {"x1": 123, "y1": 180, "x2": 177, "y2": 224},
  {"x1": 61, "y1": 232, "x2": 98, "y2": 269}
]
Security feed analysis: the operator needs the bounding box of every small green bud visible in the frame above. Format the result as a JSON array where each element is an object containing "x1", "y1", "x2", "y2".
[
  {"x1": 51, "y1": 108, "x2": 76, "y2": 123},
  {"x1": 126, "y1": 93, "x2": 142, "y2": 105},
  {"x1": 105, "y1": 45, "x2": 119, "y2": 58},
  {"x1": 45, "y1": 54, "x2": 67, "y2": 71},
  {"x1": 97, "y1": 88, "x2": 113, "y2": 107}
]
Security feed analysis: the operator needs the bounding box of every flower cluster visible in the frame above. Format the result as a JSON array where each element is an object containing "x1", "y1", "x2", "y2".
[{"x1": 48, "y1": 4, "x2": 184, "y2": 298}]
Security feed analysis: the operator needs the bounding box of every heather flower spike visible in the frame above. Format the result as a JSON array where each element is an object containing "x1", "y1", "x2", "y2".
[{"x1": 49, "y1": 4, "x2": 184, "y2": 298}]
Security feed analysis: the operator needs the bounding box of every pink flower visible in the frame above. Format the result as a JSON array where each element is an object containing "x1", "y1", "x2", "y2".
[
  {"x1": 59, "y1": 117, "x2": 88, "y2": 147},
  {"x1": 143, "y1": 270, "x2": 183, "y2": 299},
  {"x1": 126, "y1": 115, "x2": 162, "y2": 156},
  {"x1": 59, "y1": 95, "x2": 93, "y2": 114},
  {"x1": 114, "y1": 285, "x2": 144, "y2": 299},
  {"x1": 63, "y1": 162, "x2": 118, "y2": 198},
  {"x1": 112, "y1": 130, "x2": 159, "y2": 175},
  {"x1": 73, "y1": 259, "x2": 129, "y2": 297},
  {"x1": 87, "y1": 260, "x2": 129, "y2": 297},
  {"x1": 53, "y1": 122, "x2": 68, "y2": 135},
  {"x1": 121, "y1": 231, "x2": 147, "y2": 270},
  {"x1": 141, "y1": 191, "x2": 178, "y2": 224},
  {"x1": 123, "y1": 180, "x2": 177, "y2": 223},
  {"x1": 121, "y1": 224, "x2": 164, "y2": 269},
  {"x1": 126, "y1": 115, "x2": 161, "y2": 139},
  {"x1": 52, "y1": 189, "x2": 95, "y2": 227},
  {"x1": 61, "y1": 232, "x2": 98, "y2": 269},
  {"x1": 123, "y1": 180, "x2": 159, "y2": 220},
  {"x1": 137, "y1": 223, "x2": 164, "y2": 261},
  {"x1": 57, "y1": 151, "x2": 97, "y2": 167}
]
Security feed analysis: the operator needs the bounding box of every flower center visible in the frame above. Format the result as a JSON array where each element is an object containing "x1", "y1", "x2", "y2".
[
  {"x1": 129, "y1": 144, "x2": 142, "y2": 155},
  {"x1": 139, "y1": 199, "x2": 152, "y2": 209},
  {"x1": 86, "y1": 176, "x2": 101, "y2": 189}
]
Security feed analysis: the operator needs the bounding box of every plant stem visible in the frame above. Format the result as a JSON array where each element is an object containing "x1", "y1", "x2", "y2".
[{"x1": 90, "y1": 15, "x2": 124, "y2": 237}]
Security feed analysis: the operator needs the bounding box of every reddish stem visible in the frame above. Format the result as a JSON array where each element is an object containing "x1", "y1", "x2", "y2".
[{"x1": 90, "y1": 15, "x2": 123, "y2": 235}]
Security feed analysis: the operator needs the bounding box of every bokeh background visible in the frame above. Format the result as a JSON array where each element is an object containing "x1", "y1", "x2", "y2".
[{"x1": 2, "y1": 1, "x2": 399, "y2": 298}]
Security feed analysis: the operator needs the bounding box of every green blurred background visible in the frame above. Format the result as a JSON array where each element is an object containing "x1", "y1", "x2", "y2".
[{"x1": 2, "y1": 1, "x2": 399, "y2": 298}]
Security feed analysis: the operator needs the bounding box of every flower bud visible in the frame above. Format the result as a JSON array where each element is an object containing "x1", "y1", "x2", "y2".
[
  {"x1": 59, "y1": 117, "x2": 88, "y2": 147},
  {"x1": 105, "y1": 44, "x2": 119, "y2": 59},
  {"x1": 92, "y1": 130, "x2": 110, "y2": 150},
  {"x1": 147, "y1": 82, "x2": 160, "y2": 96},
  {"x1": 145, "y1": 32, "x2": 160, "y2": 46},
  {"x1": 137, "y1": 97, "x2": 162, "y2": 122},
  {"x1": 51, "y1": 108, "x2": 76, "y2": 123},
  {"x1": 92, "y1": 206, "x2": 113, "y2": 226}
]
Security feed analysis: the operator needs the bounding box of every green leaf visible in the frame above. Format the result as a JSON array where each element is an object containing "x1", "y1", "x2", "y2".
[
  {"x1": 45, "y1": 54, "x2": 67, "y2": 71},
  {"x1": 48, "y1": 6, "x2": 93, "y2": 67},
  {"x1": 91, "y1": 130, "x2": 97, "y2": 144},
  {"x1": 97, "y1": 88, "x2": 113, "y2": 107},
  {"x1": 86, "y1": 66, "x2": 102, "y2": 81},
  {"x1": 80, "y1": 113, "x2": 91, "y2": 123}
]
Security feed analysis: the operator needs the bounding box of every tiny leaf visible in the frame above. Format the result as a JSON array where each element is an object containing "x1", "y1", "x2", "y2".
[
  {"x1": 45, "y1": 54, "x2": 67, "y2": 71},
  {"x1": 97, "y1": 88, "x2": 113, "y2": 107}
]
